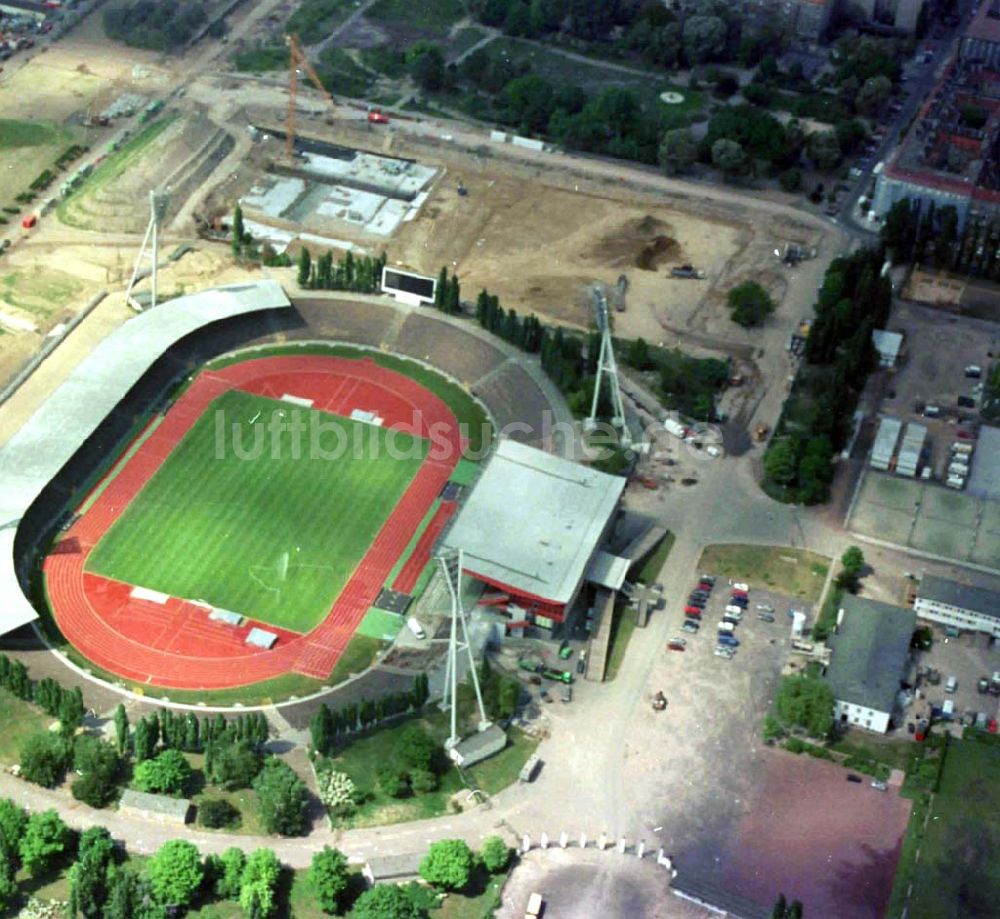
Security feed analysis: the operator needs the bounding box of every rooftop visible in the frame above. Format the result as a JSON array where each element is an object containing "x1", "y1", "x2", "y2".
[
  {"x1": 441, "y1": 439, "x2": 626, "y2": 604},
  {"x1": 362, "y1": 853, "x2": 424, "y2": 882},
  {"x1": 119, "y1": 789, "x2": 191, "y2": 819},
  {"x1": 824, "y1": 595, "x2": 915, "y2": 714},
  {"x1": 966, "y1": 425, "x2": 1000, "y2": 501},
  {"x1": 0, "y1": 281, "x2": 291, "y2": 637},
  {"x1": 918, "y1": 573, "x2": 1000, "y2": 617}
]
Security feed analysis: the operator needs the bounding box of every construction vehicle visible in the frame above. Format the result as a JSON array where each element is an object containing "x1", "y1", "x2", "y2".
[
  {"x1": 754, "y1": 423, "x2": 770, "y2": 442},
  {"x1": 652, "y1": 691, "x2": 667, "y2": 711},
  {"x1": 367, "y1": 108, "x2": 389, "y2": 124},
  {"x1": 285, "y1": 33, "x2": 335, "y2": 161}
]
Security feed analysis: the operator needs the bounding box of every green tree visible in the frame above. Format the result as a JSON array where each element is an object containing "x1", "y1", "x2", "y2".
[
  {"x1": 113, "y1": 703, "x2": 129, "y2": 756},
  {"x1": 352, "y1": 884, "x2": 426, "y2": 919},
  {"x1": 657, "y1": 128, "x2": 698, "y2": 175},
  {"x1": 0, "y1": 799, "x2": 28, "y2": 856},
  {"x1": 419, "y1": 839, "x2": 475, "y2": 891},
  {"x1": 881, "y1": 199, "x2": 917, "y2": 263},
  {"x1": 297, "y1": 246, "x2": 312, "y2": 288},
  {"x1": 19, "y1": 809, "x2": 71, "y2": 876},
  {"x1": 774, "y1": 674, "x2": 834, "y2": 738},
  {"x1": 239, "y1": 848, "x2": 281, "y2": 918},
  {"x1": 683, "y1": 14, "x2": 726, "y2": 64},
  {"x1": 213, "y1": 847, "x2": 246, "y2": 899},
  {"x1": 0, "y1": 847, "x2": 15, "y2": 911},
  {"x1": 19, "y1": 731, "x2": 71, "y2": 788},
  {"x1": 854, "y1": 75, "x2": 891, "y2": 115},
  {"x1": 480, "y1": 836, "x2": 511, "y2": 873},
  {"x1": 253, "y1": 757, "x2": 309, "y2": 836},
  {"x1": 841, "y1": 546, "x2": 864, "y2": 577},
  {"x1": 69, "y1": 827, "x2": 116, "y2": 918},
  {"x1": 772, "y1": 893, "x2": 805, "y2": 917},
  {"x1": 764, "y1": 437, "x2": 799, "y2": 486},
  {"x1": 58, "y1": 686, "x2": 85, "y2": 732},
  {"x1": 147, "y1": 840, "x2": 203, "y2": 909},
  {"x1": 309, "y1": 845, "x2": 350, "y2": 913},
  {"x1": 727, "y1": 280, "x2": 776, "y2": 327},
  {"x1": 711, "y1": 138, "x2": 747, "y2": 178},
  {"x1": 72, "y1": 735, "x2": 121, "y2": 808},
  {"x1": 393, "y1": 726, "x2": 437, "y2": 774},
  {"x1": 133, "y1": 748, "x2": 191, "y2": 796},
  {"x1": 232, "y1": 203, "x2": 245, "y2": 256},
  {"x1": 408, "y1": 43, "x2": 445, "y2": 92},
  {"x1": 807, "y1": 129, "x2": 842, "y2": 170},
  {"x1": 206, "y1": 739, "x2": 261, "y2": 790},
  {"x1": 779, "y1": 168, "x2": 802, "y2": 192}
]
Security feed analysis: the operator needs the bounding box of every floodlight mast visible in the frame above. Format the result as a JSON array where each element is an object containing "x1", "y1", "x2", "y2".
[
  {"x1": 586, "y1": 285, "x2": 629, "y2": 444},
  {"x1": 125, "y1": 189, "x2": 169, "y2": 310},
  {"x1": 437, "y1": 549, "x2": 490, "y2": 752}
]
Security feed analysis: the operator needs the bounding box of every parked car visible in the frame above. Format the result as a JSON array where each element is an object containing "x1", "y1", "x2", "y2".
[
  {"x1": 714, "y1": 646, "x2": 735, "y2": 658},
  {"x1": 717, "y1": 634, "x2": 740, "y2": 647},
  {"x1": 732, "y1": 582, "x2": 749, "y2": 591},
  {"x1": 847, "y1": 774, "x2": 863, "y2": 783},
  {"x1": 871, "y1": 780, "x2": 888, "y2": 791},
  {"x1": 731, "y1": 588, "x2": 748, "y2": 598},
  {"x1": 757, "y1": 612, "x2": 775, "y2": 622},
  {"x1": 700, "y1": 574, "x2": 716, "y2": 585},
  {"x1": 729, "y1": 596, "x2": 749, "y2": 608},
  {"x1": 946, "y1": 676, "x2": 958, "y2": 693},
  {"x1": 690, "y1": 589, "x2": 710, "y2": 599},
  {"x1": 697, "y1": 581, "x2": 714, "y2": 592},
  {"x1": 979, "y1": 677, "x2": 990, "y2": 694},
  {"x1": 687, "y1": 597, "x2": 706, "y2": 608},
  {"x1": 667, "y1": 638, "x2": 687, "y2": 651},
  {"x1": 683, "y1": 606, "x2": 702, "y2": 617},
  {"x1": 681, "y1": 620, "x2": 699, "y2": 634},
  {"x1": 756, "y1": 603, "x2": 774, "y2": 612}
]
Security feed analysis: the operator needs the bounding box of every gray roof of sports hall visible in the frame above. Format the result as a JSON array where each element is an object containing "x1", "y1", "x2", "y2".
[
  {"x1": 0, "y1": 281, "x2": 291, "y2": 636},
  {"x1": 441, "y1": 437, "x2": 626, "y2": 604}
]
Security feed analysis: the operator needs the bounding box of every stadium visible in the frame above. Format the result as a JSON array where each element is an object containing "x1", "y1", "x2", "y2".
[{"x1": 0, "y1": 280, "x2": 630, "y2": 701}]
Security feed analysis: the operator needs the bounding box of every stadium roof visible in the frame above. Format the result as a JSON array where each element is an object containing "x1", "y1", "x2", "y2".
[
  {"x1": 824, "y1": 595, "x2": 915, "y2": 714},
  {"x1": 966, "y1": 425, "x2": 1000, "y2": 501},
  {"x1": 918, "y1": 573, "x2": 1000, "y2": 618},
  {"x1": 0, "y1": 281, "x2": 291, "y2": 637},
  {"x1": 442, "y1": 439, "x2": 626, "y2": 604}
]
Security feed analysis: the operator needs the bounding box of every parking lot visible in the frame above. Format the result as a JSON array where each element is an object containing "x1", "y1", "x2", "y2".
[
  {"x1": 877, "y1": 300, "x2": 997, "y2": 476},
  {"x1": 908, "y1": 625, "x2": 1000, "y2": 735}
]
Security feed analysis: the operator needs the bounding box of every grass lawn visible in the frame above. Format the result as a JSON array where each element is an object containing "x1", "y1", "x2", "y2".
[
  {"x1": 0, "y1": 118, "x2": 65, "y2": 149},
  {"x1": 0, "y1": 688, "x2": 57, "y2": 765},
  {"x1": 57, "y1": 115, "x2": 176, "y2": 229},
  {"x1": 86, "y1": 390, "x2": 427, "y2": 633},
  {"x1": 206, "y1": 344, "x2": 493, "y2": 455},
  {"x1": 324, "y1": 714, "x2": 537, "y2": 829},
  {"x1": 830, "y1": 731, "x2": 914, "y2": 774},
  {"x1": 698, "y1": 544, "x2": 830, "y2": 602},
  {"x1": 326, "y1": 634, "x2": 388, "y2": 683},
  {"x1": 490, "y1": 37, "x2": 703, "y2": 114},
  {"x1": 448, "y1": 26, "x2": 487, "y2": 57},
  {"x1": 0, "y1": 267, "x2": 85, "y2": 318},
  {"x1": 191, "y1": 781, "x2": 268, "y2": 836},
  {"x1": 901, "y1": 736, "x2": 1000, "y2": 918},
  {"x1": 367, "y1": 0, "x2": 465, "y2": 35},
  {"x1": 433, "y1": 871, "x2": 507, "y2": 919}
]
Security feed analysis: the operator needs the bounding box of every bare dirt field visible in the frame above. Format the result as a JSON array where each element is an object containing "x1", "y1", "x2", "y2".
[{"x1": 717, "y1": 751, "x2": 911, "y2": 919}]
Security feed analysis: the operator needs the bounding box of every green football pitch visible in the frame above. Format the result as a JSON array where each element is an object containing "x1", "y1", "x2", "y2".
[{"x1": 86, "y1": 391, "x2": 428, "y2": 633}]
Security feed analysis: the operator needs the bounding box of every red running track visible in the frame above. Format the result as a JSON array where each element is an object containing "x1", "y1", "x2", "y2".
[
  {"x1": 44, "y1": 356, "x2": 461, "y2": 690},
  {"x1": 392, "y1": 501, "x2": 457, "y2": 595}
]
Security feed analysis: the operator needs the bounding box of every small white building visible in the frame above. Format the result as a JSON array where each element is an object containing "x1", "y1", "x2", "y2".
[
  {"x1": 914, "y1": 574, "x2": 1000, "y2": 637},
  {"x1": 823, "y1": 596, "x2": 916, "y2": 734}
]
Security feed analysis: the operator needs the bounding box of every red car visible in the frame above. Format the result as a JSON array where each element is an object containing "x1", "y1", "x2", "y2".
[
  {"x1": 731, "y1": 589, "x2": 748, "y2": 599},
  {"x1": 697, "y1": 581, "x2": 713, "y2": 592},
  {"x1": 683, "y1": 606, "x2": 702, "y2": 617},
  {"x1": 989, "y1": 719, "x2": 998, "y2": 734},
  {"x1": 667, "y1": 637, "x2": 687, "y2": 651}
]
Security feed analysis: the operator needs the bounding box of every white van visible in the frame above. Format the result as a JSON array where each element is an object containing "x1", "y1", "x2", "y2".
[
  {"x1": 945, "y1": 676, "x2": 957, "y2": 693},
  {"x1": 406, "y1": 617, "x2": 426, "y2": 640},
  {"x1": 725, "y1": 605, "x2": 744, "y2": 616},
  {"x1": 717, "y1": 621, "x2": 736, "y2": 633}
]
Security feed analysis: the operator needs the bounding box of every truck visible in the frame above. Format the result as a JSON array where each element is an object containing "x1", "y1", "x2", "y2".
[
  {"x1": 406, "y1": 617, "x2": 426, "y2": 639},
  {"x1": 664, "y1": 418, "x2": 688, "y2": 439},
  {"x1": 670, "y1": 264, "x2": 705, "y2": 279}
]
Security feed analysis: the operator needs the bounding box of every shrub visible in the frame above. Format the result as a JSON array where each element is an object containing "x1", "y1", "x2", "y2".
[
  {"x1": 133, "y1": 748, "x2": 191, "y2": 796},
  {"x1": 198, "y1": 798, "x2": 240, "y2": 829},
  {"x1": 419, "y1": 839, "x2": 475, "y2": 891},
  {"x1": 317, "y1": 769, "x2": 358, "y2": 815},
  {"x1": 480, "y1": 835, "x2": 511, "y2": 873},
  {"x1": 19, "y1": 732, "x2": 71, "y2": 788}
]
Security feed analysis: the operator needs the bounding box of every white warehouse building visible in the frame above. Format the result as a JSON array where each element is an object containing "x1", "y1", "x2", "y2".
[
  {"x1": 823, "y1": 596, "x2": 916, "y2": 734},
  {"x1": 914, "y1": 575, "x2": 1000, "y2": 637}
]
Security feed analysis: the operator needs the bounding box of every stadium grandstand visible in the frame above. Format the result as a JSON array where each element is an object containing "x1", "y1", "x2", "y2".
[
  {"x1": 0, "y1": 281, "x2": 291, "y2": 639},
  {"x1": 440, "y1": 438, "x2": 628, "y2": 627}
]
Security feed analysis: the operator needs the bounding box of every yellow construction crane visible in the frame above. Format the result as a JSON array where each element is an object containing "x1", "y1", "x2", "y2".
[{"x1": 285, "y1": 33, "x2": 335, "y2": 161}]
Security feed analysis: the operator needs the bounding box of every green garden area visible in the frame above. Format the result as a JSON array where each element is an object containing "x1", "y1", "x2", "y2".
[{"x1": 697, "y1": 544, "x2": 830, "y2": 603}]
